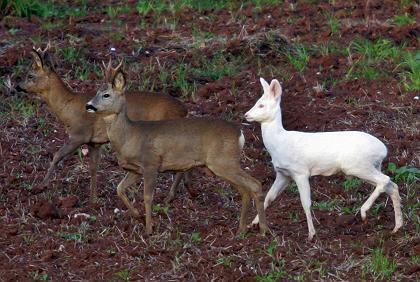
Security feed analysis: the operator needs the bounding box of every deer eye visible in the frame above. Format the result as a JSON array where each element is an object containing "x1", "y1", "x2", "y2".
[
  {"x1": 28, "y1": 74, "x2": 35, "y2": 80},
  {"x1": 258, "y1": 104, "x2": 264, "y2": 108},
  {"x1": 103, "y1": 93, "x2": 110, "y2": 98}
]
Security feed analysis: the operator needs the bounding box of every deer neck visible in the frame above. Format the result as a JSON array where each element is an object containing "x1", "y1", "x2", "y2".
[
  {"x1": 104, "y1": 103, "x2": 139, "y2": 152},
  {"x1": 261, "y1": 108, "x2": 286, "y2": 141},
  {"x1": 43, "y1": 74, "x2": 78, "y2": 124}
]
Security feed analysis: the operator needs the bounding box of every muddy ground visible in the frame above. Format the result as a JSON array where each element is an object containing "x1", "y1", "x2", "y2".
[{"x1": 0, "y1": 0, "x2": 419, "y2": 281}]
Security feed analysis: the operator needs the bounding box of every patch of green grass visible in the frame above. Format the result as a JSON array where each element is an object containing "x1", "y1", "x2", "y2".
[
  {"x1": 190, "y1": 232, "x2": 202, "y2": 243},
  {"x1": 60, "y1": 45, "x2": 82, "y2": 64},
  {"x1": 74, "y1": 65, "x2": 89, "y2": 80},
  {"x1": 340, "y1": 205, "x2": 359, "y2": 215},
  {"x1": 343, "y1": 178, "x2": 363, "y2": 192},
  {"x1": 256, "y1": 258, "x2": 287, "y2": 282},
  {"x1": 387, "y1": 162, "x2": 419, "y2": 184},
  {"x1": 42, "y1": 20, "x2": 63, "y2": 31},
  {"x1": 285, "y1": 45, "x2": 309, "y2": 73},
  {"x1": 286, "y1": 182, "x2": 299, "y2": 195},
  {"x1": 411, "y1": 255, "x2": 420, "y2": 265},
  {"x1": 113, "y1": 268, "x2": 130, "y2": 282},
  {"x1": 326, "y1": 12, "x2": 340, "y2": 35},
  {"x1": 364, "y1": 248, "x2": 397, "y2": 279},
  {"x1": 106, "y1": 5, "x2": 131, "y2": 19},
  {"x1": 392, "y1": 13, "x2": 416, "y2": 25},
  {"x1": 344, "y1": 38, "x2": 419, "y2": 84},
  {"x1": 313, "y1": 200, "x2": 336, "y2": 211},
  {"x1": 173, "y1": 64, "x2": 197, "y2": 97},
  {"x1": 8, "y1": 96, "x2": 37, "y2": 118},
  {"x1": 60, "y1": 232, "x2": 83, "y2": 243},
  {"x1": 216, "y1": 256, "x2": 234, "y2": 267},
  {"x1": 152, "y1": 203, "x2": 170, "y2": 217},
  {"x1": 8, "y1": 28, "x2": 20, "y2": 35},
  {"x1": 288, "y1": 211, "x2": 299, "y2": 222},
  {"x1": 396, "y1": 51, "x2": 420, "y2": 91},
  {"x1": 5, "y1": 0, "x2": 55, "y2": 18},
  {"x1": 191, "y1": 52, "x2": 240, "y2": 81},
  {"x1": 30, "y1": 271, "x2": 50, "y2": 281}
]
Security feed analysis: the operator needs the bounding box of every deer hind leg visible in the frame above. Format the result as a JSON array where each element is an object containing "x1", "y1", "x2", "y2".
[
  {"x1": 166, "y1": 170, "x2": 196, "y2": 204},
  {"x1": 208, "y1": 163, "x2": 269, "y2": 235},
  {"x1": 165, "y1": 172, "x2": 184, "y2": 204},
  {"x1": 143, "y1": 168, "x2": 158, "y2": 235},
  {"x1": 352, "y1": 168, "x2": 403, "y2": 233},
  {"x1": 42, "y1": 138, "x2": 84, "y2": 186},
  {"x1": 116, "y1": 172, "x2": 142, "y2": 218},
  {"x1": 183, "y1": 170, "x2": 197, "y2": 198},
  {"x1": 252, "y1": 171, "x2": 290, "y2": 225},
  {"x1": 87, "y1": 143, "x2": 101, "y2": 203}
]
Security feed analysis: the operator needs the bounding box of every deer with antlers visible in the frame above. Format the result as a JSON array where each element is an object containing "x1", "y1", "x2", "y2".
[{"x1": 17, "y1": 44, "x2": 194, "y2": 203}]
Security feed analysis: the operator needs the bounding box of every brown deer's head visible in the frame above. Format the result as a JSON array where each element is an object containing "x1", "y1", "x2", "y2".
[{"x1": 18, "y1": 43, "x2": 56, "y2": 95}]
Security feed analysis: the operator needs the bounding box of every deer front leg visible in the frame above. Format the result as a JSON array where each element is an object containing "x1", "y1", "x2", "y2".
[
  {"x1": 42, "y1": 138, "x2": 84, "y2": 186},
  {"x1": 116, "y1": 172, "x2": 142, "y2": 217},
  {"x1": 87, "y1": 143, "x2": 101, "y2": 203},
  {"x1": 143, "y1": 168, "x2": 158, "y2": 235}
]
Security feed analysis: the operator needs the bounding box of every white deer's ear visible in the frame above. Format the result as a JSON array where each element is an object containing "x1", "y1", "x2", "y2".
[
  {"x1": 270, "y1": 79, "x2": 282, "y2": 99},
  {"x1": 113, "y1": 71, "x2": 126, "y2": 92},
  {"x1": 260, "y1": 77, "x2": 270, "y2": 94}
]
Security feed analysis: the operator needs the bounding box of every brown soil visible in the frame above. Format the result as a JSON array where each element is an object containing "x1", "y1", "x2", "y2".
[{"x1": 0, "y1": 1, "x2": 418, "y2": 281}]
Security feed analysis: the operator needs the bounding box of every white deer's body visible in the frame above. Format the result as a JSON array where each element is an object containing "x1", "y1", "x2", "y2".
[{"x1": 245, "y1": 78, "x2": 403, "y2": 240}]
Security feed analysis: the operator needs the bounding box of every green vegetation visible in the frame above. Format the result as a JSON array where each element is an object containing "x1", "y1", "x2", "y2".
[
  {"x1": 343, "y1": 178, "x2": 363, "y2": 191},
  {"x1": 345, "y1": 39, "x2": 419, "y2": 90},
  {"x1": 285, "y1": 45, "x2": 309, "y2": 73},
  {"x1": 190, "y1": 232, "x2": 202, "y2": 243},
  {"x1": 388, "y1": 162, "x2": 419, "y2": 184},
  {"x1": 392, "y1": 13, "x2": 416, "y2": 25},
  {"x1": 364, "y1": 248, "x2": 398, "y2": 279},
  {"x1": 113, "y1": 268, "x2": 130, "y2": 282},
  {"x1": 313, "y1": 200, "x2": 336, "y2": 211}
]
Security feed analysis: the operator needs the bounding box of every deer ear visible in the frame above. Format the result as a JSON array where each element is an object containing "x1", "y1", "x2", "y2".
[
  {"x1": 260, "y1": 77, "x2": 270, "y2": 94},
  {"x1": 112, "y1": 71, "x2": 126, "y2": 91},
  {"x1": 30, "y1": 50, "x2": 43, "y2": 69},
  {"x1": 43, "y1": 52, "x2": 55, "y2": 71},
  {"x1": 269, "y1": 79, "x2": 282, "y2": 99}
]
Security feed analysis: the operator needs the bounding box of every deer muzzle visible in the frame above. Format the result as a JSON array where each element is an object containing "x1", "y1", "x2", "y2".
[{"x1": 85, "y1": 103, "x2": 97, "y2": 113}]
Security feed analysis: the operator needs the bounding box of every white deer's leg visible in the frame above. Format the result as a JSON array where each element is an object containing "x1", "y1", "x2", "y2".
[
  {"x1": 252, "y1": 171, "x2": 289, "y2": 225},
  {"x1": 353, "y1": 169, "x2": 388, "y2": 223},
  {"x1": 294, "y1": 176, "x2": 315, "y2": 240},
  {"x1": 386, "y1": 181, "x2": 403, "y2": 233}
]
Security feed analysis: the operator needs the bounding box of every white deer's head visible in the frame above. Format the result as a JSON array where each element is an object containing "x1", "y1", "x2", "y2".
[{"x1": 245, "y1": 78, "x2": 282, "y2": 123}]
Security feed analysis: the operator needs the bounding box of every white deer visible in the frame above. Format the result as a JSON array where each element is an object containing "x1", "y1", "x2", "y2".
[{"x1": 245, "y1": 78, "x2": 403, "y2": 240}]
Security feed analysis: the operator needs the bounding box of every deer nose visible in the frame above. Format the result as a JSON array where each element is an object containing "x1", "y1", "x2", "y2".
[
  {"x1": 15, "y1": 84, "x2": 26, "y2": 93},
  {"x1": 85, "y1": 103, "x2": 97, "y2": 113}
]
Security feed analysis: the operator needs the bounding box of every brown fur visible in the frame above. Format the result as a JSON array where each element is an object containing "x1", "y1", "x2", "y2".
[
  {"x1": 87, "y1": 71, "x2": 269, "y2": 235},
  {"x1": 18, "y1": 49, "x2": 191, "y2": 203}
]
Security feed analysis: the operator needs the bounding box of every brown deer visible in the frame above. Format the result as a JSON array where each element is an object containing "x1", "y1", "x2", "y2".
[
  {"x1": 85, "y1": 70, "x2": 269, "y2": 235},
  {"x1": 17, "y1": 45, "x2": 194, "y2": 203}
]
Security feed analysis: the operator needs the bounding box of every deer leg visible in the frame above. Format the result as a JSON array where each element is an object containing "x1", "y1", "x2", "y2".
[
  {"x1": 116, "y1": 172, "x2": 142, "y2": 217},
  {"x1": 294, "y1": 175, "x2": 315, "y2": 241},
  {"x1": 209, "y1": 164, "x2": 269, "y2": 235},
  {"x1": 42, "y1": 138, "x2": 84, "y2": 186},
  {"x1": 183, "y1": 170, "x2": 197, "y2": 198},
  {"x1": 143, "y1": 168, "x2": 158, "y2": 235},
  {"x1": 87, "y1": 143, "x2": 101, "y2": 203},
  {"x1": 252, "y1": 171, "x2": 290, "y2": 225},
  {"x1": 165, "y1": 172, "x2": 184, "y2": 204}
]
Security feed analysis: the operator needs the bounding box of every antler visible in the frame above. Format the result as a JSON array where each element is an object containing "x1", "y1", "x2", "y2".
[{"x1": 33, "y1": 41, "x2": 51, "y2": 54}]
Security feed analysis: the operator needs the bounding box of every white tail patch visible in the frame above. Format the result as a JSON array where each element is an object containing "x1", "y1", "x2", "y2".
[{"x1": 239, "y1": 130, "x2": 245, "y2": 150}]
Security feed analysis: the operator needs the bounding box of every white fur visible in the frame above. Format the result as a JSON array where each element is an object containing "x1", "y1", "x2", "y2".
[{"x1": 245, "y1": 78, "x2": 402, "y2": 240}]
